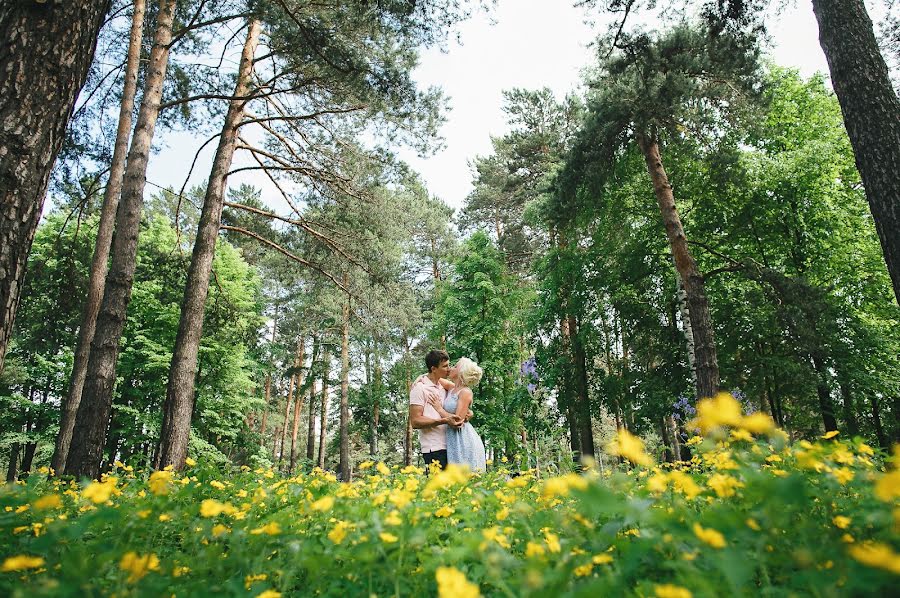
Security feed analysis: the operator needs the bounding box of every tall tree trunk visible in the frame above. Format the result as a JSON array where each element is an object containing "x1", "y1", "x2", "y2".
[
  {"x1": 870, "y1": 393, "x2": 889, "y2": 451},
  {"x1": 660, "y1": 417, "x2": 674, "y2": 463},
  {"x1": 811, "y1": 0, "x2": 900, "y2": 306},
  {"x1": 637, "y1": 134, "x2": 719, "y2": 399},
  {"x1": 259, "y1": 373, "x2": 271, "y2": 445},
  {"x1": 0, "y1": 0, "x2": 110, "y2": 372},
  {"x1": 279, "y1": 337, "x2": 303, "y2": 465},
  {"x1": 291, "y1": 337, "x2": 315, "y2": 474},
  {"x1": 569, "y1": 315, "x2": 595, "y2": 459},
  {"x1": 339, "y1": 282, "x2": 351, "y2": 481},
  {"x1": 372, "y1": 336, "x2": 382, "y2": 456},
  {"x1": 6, "y1": 443, "x2": 19, "y2": 482},
  {"x1": 403, "y1": 333, "x2": 413, "y2": 466},
  {"x1": 839, "y1": 377, "x2": 859, "y2": 436},
  {"x1": 52, "y1": 0, "x2": 146, "y2": 475},
  {"x1": 65, "y1": 0, "x2": 178, "y2": 480},
  {"x1": 157, "y1": 19, "x2": 261, "y2": 470},
  {"x1": 317, "y1": 344, "x2": 331, "y2": 469},
  {"x1": 306, "y1": 357, "x2": 318, "y2": 461},
  {"x1": 560, "y1": 315, "x2": 582, "y2": 463},
  {"x1": 810, "y1": 353, "x2": 839, "y2": 432}
]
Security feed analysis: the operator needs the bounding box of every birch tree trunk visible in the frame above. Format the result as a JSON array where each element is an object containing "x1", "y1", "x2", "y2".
[
  {"x1": 637, "y1": 134, "x2": 719, "y2": 400},
  {"x1": 0, "y1": 0, "x2": 110, "y2": 372},
  {"x1": 156, "y1": 18, "x2": 261, "y2": 470},
  {"x1": 811, "y1": 0, "x2": 900, "y2": 306},
  {"x1": 52, "y1": 0, "x2": 146, "y2": 475},
  {"x1": 65, "y1": 0, "x2": 178, "y2": 479},
  {"x1": 339, "y1": 280, "x2": 351, "y2": 481}
]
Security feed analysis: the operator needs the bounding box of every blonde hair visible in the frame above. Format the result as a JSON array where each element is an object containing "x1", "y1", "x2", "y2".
[{"x1": 456, "y1": 357, "x2": 483, "y2": 388}]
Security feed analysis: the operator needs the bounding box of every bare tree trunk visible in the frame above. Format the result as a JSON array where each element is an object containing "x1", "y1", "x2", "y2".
[
  {"x1": 259, "y1": 373, "x2": 271, "y2": 446},
  {"x1": 52, "y1": 0, "x2": 146, "y2": 475},
  {"x1": 637, "y1": 134, "x2": 719, "y2": 399},
  {"x1": 306, "y1": 355, "x2": 318, "y2": 461},
  {"x1": 569, "y1": 315, "x2": 595, "y2": 459},
  {"x1": 290, "y1": 337, "x2": 315, "y2": 474},
  {"x1": 279, "y1": 337, "x2": 303, "y2": 465},
  {"x1": 811, "y1": 0, "x2": 900, "y2": 306},
  {"x1": 839, "y1": 377, "x2": 859, "y2": 436},
  {"x1": 157, "y1": 19, "x2": 261, "y2": 470},
  {"x1": 317, "y1": 344, "x2": 331, "y2": 469},
  {"x1": 339, "y1": 281, "x2": 351, "y2": 481},
  {"x1": 371, "y1": 336, "x2": 382, "y2": 456},
  {"x1": 6, "y1": 443, "x2": 19, "y2": 482},
  {"x1": 403, "y1": 334, "x2": 413, "y2": 466},
  {"x1": 810, "y1": 353, "x2": 839, "y2": 432},
  {"x1": 65, "y1": 0, "x2": 178, "y2": 480},
  {"x1": 870, "y1": 393, "x2": 889, "y2": 451},
  {"x1": 0, "y1": 0, "x2": 110, "y2": 371}
]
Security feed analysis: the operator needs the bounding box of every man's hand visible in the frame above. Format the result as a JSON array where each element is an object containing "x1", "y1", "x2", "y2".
[
  {"x1": 443, "y1": 414, "x2": 464, "y2": 428},
  {"x1": 464, "y1": 409, "x2": 474, "y2": 423}
]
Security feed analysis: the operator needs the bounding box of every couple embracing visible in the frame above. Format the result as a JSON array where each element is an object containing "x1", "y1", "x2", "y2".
[{"x1": 408, "y1": 349, "x2": 487, "y2": 472}]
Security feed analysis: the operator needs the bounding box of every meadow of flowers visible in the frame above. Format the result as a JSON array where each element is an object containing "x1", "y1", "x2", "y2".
[{"x1": 1, "y1": 393, "x2": 898, "y2": 597}]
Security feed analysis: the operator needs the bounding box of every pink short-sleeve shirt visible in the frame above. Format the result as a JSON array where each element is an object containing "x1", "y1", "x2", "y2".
[{"x1": 409, "y1": 376, "x2": 447, "y2": 452}]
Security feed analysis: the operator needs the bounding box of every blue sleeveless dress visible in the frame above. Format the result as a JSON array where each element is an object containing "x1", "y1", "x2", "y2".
[{"x1": 444, "y1": 389, "x2": 486, "y2": 472}]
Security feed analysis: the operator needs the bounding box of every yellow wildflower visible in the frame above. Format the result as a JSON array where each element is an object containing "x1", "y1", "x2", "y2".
[
  {"x1": 669, "y1": 471, "x2": 702, "y2": 499},
  {"x1": 82, "y1": 478, "x2": 117, "y2": 504},
  {"x1": 32, "y1": 494, "x2": 62, "y2": 510},
  {"x1": 738, "y1": 412, "x2": 775, "y2": 435},
  {"x1": 833, "y1": 516, "x2": 851, "y2": 529},
  {"x1": 211, "y1": 524, "x2": 229, "y2": 537},
  {"x1": 693, "y1": 392, "x2": 742, "y2": 433},
  {"x1": 210, "y1": 480, "x2": 227, "y2": 490},
  {"x1": 199, "y1": 499, "x2": 236, "y2": 518},
  {"x1": 1, "y1": 555, "x2": 45, "y2": 572},
  {"x1": 592, "y1": 554, "x2": 613, "y2": 565},
  {"x1": 832, "y1": 468, "x2": 854, "y2": 485},
  {"x1": 541, "y1": 473, "x2": 588, "y2": 498},
  {"x1": 245, "y1": 573, "x2": 268, "y2": 589},
  {"x1": 746, "y1": 518, "x2": 761, "y2": 531},
  {"x1": 250, "y1": 522, "x2": 282, "y2": 536},
  {"x1": 435, "y1": 566, "x2": 480, "y2": 598},
  {"x1": 358, "y1": 461, "x2": 374, "y2": 470},
  {"x1": 173, "y1": 565, "x2": 190, "y2": 577},
  {"x1": 385, "y1": 510, "x2": 403, "y2": 525},
  {"x1": 434, "y1": 506, "x2": 454, "y2": 518},
  {"x1": 655, "y1": 584, "x2": 693, "y2": 598},
  {"x1": 496, "y1": 507, "x2": 510, "y2": 521},
  {"x1": 376, "y1": 462, "x2": 391, "y2": 476},
  {"x1": 423, "y1": 464, "x2": 471, "y2": 497},
  {"x1": 544, "y1": 531, "x2": 562, "y2": 553},
  {"x1": 158, "y1": 514, "x2": 171, "y2": 522},
  {"x1": 849, "y1": 542, "x2": 900, "y2": 575},
  {"x1": 148, "y1": 471, "x2": 173, "y2": 496},
  {"x1": 119, "y1": 552, "x2": 160, "y2": 583},
  {"x1": 647, "y1": 473, "x2": 669, "y2": 493},
  {"x1": 606, "y1": 429, "x2": 653, "y2": 467},
  {"x1": 707, "y1": 474, "x2": 744, "y2": 498},
  {"x1": 379, "y1": 532, "x2": 399, "y2": 544},
  {"x1": 328, "y1": 520, "x2": 351, "y2": 544},
  {"x1": 875, "y1": 470, "x2": 900, "y2": 502},
  {"x1": 729, "y1": 428, "x2": 754, "y2": 442},
  {"x1": 310, "y1": 496, "x2": 335, "y2": 511},
  {"x1": 822, "y1": 430, "x2": 840, "y2": 439},
  {"x1": 257, "y1": 591, "x2": 281, "y2": 598},
  {"x1": 388, "y1": 488, "x2": 414, "y2": 509},
  {"x1": 525, "y1": 542, "x2": 545, "y2": 557},
  {"x1": 692, "y1": 523, "x2": 726, "y2": 548},
  {"x1": 184, "y1": 457, "x2": 197, "y2": 466},
  {"x1": 573, "y1": 563, "x2": 593, "y2": 577}
]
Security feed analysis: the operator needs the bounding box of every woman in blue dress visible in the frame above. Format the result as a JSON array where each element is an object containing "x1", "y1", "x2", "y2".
[{"x1": 427, "y1": 357, "x2": 486, "y2": 472}]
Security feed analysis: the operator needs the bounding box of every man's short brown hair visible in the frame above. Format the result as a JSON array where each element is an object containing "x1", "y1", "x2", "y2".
[{"x1": 425, "y1": 349, "x2": 450, "y2": 373}]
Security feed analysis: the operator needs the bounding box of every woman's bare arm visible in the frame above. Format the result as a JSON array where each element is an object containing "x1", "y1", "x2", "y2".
[
  {"x1": 437, "y1": 378, "x2": 455, "y2": 391},
  {"x1": 454, "y1": 388, "x2": 473, "y2": 419}
]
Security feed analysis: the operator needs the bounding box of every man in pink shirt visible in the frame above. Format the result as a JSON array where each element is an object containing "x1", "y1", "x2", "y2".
[{"x1": 409, "y1": 349, "x2": 463, "y2": 469}]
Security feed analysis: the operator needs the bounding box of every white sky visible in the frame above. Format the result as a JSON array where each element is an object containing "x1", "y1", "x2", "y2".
[{"x1": 145, "y1": 0, "x2": 834, "y2": 214}]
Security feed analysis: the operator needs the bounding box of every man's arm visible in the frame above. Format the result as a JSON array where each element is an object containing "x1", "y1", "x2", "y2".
[{"x1": 409, "y1": 404, "x2": 456, "y2": 429}]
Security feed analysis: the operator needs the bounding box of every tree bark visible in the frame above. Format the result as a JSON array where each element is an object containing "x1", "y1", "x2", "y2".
[
  {"x1": 870, "y1": 393, "x2": 889, "y2": 451},
  {"x1": 156, "y1": 18, "x2": 261, "y2": 470},
  {"x1": 65, "y1": 0, "x2": 178, "y2": 480},
  {"x1": 6, "y1": 443, "x2": 19, "y2": 482},
  {"x1": 339, "y1": 281, "x2": 351, "y2": 481},
  {"x1": 317, "y1": 344, "x2": 331, "y2": 469},
  {"x1": 52, "y1": 0, "x2": 146, "y2": 475},
  {"x1": 0, "y1": 0, "x2": 110, "y2": 372},
  {"x1": 279, "y1": 336, "x2": 303, "y2": 465},
  {"x1": 811, "y1": 0, "x2": 900, "y2": 306},
  {"x1": 259, "y1": 373, "x2": 271, "y2": 445},
  {"x1": 569, "y1": 314, "x2": 595, "y2": 459},
  {"x1": 403, "y1": 334, "x2": 413, "y2": 466},
  {"x1": 306, "y1": 356, "x2": 318, "y2": 461},
  {"x1": 637, "y1": 134, "x2": 719, "y2": 399},
  {"x1": 371, "y1": 336, "x2": 382, "y2": 456},
  {"x1": 290, "y1": 337, "x2": 315, "y2": 473}
]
